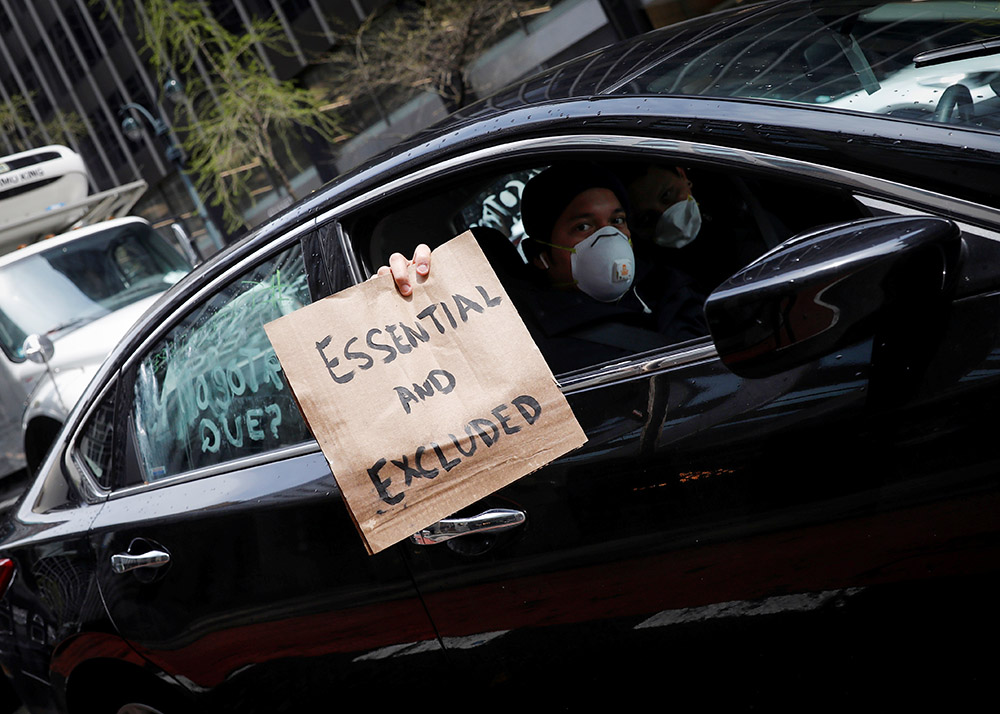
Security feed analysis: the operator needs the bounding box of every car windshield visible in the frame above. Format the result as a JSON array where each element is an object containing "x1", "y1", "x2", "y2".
[
  {"x1": 615, "y1": 0, "x2": 1000, "y2": 132},
  {"x1": 0, "y1": 223, "x2": 190, "y2": 359}
]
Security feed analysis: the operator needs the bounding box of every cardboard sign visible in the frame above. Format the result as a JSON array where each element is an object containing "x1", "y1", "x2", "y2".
[{"x1": 265, "y1": 232, "x2": 587, "y2": 554}]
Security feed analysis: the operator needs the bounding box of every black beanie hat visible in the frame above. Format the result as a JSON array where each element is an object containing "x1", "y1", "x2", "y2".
[{"x1": 521, "y1": 162, "x2": 631, "y2": 243}]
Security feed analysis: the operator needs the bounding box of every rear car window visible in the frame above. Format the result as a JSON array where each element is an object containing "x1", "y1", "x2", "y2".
[{"x1": 130, "y1": 244, "x2": 313, "y2": 481}]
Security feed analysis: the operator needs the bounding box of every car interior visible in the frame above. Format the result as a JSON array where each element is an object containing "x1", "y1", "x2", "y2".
[{"x1": 347, "y1": 155, "x2": 869, "y2": 375}]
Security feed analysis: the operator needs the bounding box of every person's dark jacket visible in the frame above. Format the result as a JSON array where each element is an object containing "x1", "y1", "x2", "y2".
[{"x1": 509, "y1": 262, "x2": 707, "y2": 374}]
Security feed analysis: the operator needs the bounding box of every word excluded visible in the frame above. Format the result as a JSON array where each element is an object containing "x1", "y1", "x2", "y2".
[{"x1": 367, "y1": 394, "x2": 542, "y2": 506}]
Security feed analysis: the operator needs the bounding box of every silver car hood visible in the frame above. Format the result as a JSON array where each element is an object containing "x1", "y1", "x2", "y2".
[{"x1": 47, "y1": 293, "x2": 163, "y2": 373}]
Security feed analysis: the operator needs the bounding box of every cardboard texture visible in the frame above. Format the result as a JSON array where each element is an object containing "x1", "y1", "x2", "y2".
[{"x1": 265, "y1": 232, "x2": 587, "y2": 554}]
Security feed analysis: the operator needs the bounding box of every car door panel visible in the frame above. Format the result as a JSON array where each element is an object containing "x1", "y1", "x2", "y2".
[
  {"x1": 86, "y1": 235, "x2": 448, "y2": 710},
  {"x1": 397, "y1": 204, "x2": 1000, "y2": 701},
  {"x1": 92, "y1": 450, "x2": 445, "y2": 709}
]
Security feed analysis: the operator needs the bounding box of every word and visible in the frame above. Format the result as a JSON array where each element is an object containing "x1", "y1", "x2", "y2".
[
  {"x1": 315, "y1": 285, "x2": 501, "y2": 386},
  {"x1": 395, "y1": 368, "x2": 456, "y2": 414},
  {"x1": 367, "y1": 394, "x2": 542, "y2": 506}
]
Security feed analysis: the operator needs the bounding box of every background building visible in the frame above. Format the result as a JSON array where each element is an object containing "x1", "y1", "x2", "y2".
[{"x1": 0, "y1": 0, "x2": 723, "y2": 251}]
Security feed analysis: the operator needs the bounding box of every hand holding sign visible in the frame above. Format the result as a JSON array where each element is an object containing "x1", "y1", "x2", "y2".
[
  {"x1": 374, "y1": 243, "x2": 431, "y2": 296},
  {"x1": 265, "y1": 232, "x2": 586, "y2": 554}
]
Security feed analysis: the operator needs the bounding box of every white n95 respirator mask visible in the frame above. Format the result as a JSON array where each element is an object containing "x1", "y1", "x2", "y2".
[
  {"x1": 653, "y1": 196, "x2": 702, "y2": 249},
  {"x1": 544, "y1": 226, "x2": 635, "y2": 302}
]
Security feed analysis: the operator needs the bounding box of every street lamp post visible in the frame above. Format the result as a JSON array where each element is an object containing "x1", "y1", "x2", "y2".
[{"x1": 120, "y1": 87, "x2": 224, "y2": 251}]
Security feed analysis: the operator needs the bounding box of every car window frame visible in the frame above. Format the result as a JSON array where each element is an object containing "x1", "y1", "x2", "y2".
[
  {"x1": 331, "y1": 132, "x2": 1000, "y2": 389},
  {"x1": 71, "y1": 131, "x2": 1000, "y2": 499},
  {"x1": 85, "y1": 224, "x2": 336, "y2": 498}
]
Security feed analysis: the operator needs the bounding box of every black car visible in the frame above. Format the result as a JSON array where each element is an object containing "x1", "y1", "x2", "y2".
[{"x1": 2, "y1": 1, "x2": 1000, "y2": 711}]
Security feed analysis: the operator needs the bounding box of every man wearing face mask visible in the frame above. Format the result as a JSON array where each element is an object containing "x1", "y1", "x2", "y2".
[
  {"x1": 619, "y1": 164, "x2": 702, "y2": 250},
  {"x1": 512, "y1": 162, "x2": 707, "y2": 372},
  {"x1": 609, "y1": 161, "x2": 780, "y2": 294}
]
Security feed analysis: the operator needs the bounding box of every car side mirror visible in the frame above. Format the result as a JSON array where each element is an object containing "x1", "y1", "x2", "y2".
[
  {"x1": 23, "y1": 333, "x2": 55, "y2": 364},
  {"x1": 171, "y1": 222, "x2": 203, "y2": 267},
  {"x1": 705, "y1": 216, "x2": 963, "y2": 380}
]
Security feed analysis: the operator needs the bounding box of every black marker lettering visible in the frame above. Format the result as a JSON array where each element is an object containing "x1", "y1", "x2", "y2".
[
  {"x1": 418, "y1": 304, "x2": 446, "y2": 333},
  {"x1": 315, "y1": 335, "x2": 355, "y2": 384},
  {"x1": 440, "y1": 301, "x2": 458, "y2": 329},
  {"x1": 491, "y1": 403, "x2": 521, "y2": 435},
  {"x1": 390, "y1": 454, "x2": 424, "y2": 487},
  {"x1": 476, "y1": 284, "x2": 502, "y2": 307},
  {"x1": 400, "y1": 320, "x2": 430, "y2": 348},
  {"x1": 414, "y1": 378, "x2": 435, "y2": 400},
  {"x1": 451, "y1": 431, "x2": 477, "y2": 457},
  {"x1": 368, "y1": 458, "x2": 403, "y2": 505},
  {"x1": 468, "y1": 418, "x2": 500, "y2": 447},
  {"x1": 427, "y1": 369, "x2": 456, "y2": 394},
  {"x1": 513, "y1": 394, "x2": 542, "y2": 424},
  {"x1": 366, "y1": 327, "x2": 397, "y2": 363},
  {"x1": 344, "y1": 336, "x2": 374, "y2": 370},
  {"x1": 453, "y1": 292, "x2": 484, "y2": 322},
  {"x1": 385, "y1": 324, "x2": 412, "y2": 355},
  {"x1": 433, "y1": 442, "x2": 461, "y2": 471},
  {"x1": 395, "y1": 386, "x2": 419, "y2": 415},
  {"x1": 414, "y1": 445, "x2": 440, "y2": 479}
]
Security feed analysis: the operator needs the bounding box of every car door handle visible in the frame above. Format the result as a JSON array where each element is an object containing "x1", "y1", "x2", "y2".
[
  {"x1": 410, "y1": 508, "x2": 526, "y2": 546},
  {"x1": 111, "y1": 548, "x2": 171, "y2": 574}
]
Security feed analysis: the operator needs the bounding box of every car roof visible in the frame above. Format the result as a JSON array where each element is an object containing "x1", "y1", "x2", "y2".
[{"x1": 410, "y1": 0, "x2": 1000, "y2": 137}]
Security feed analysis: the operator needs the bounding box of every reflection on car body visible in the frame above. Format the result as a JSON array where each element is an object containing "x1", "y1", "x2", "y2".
[{"x1": 2, "y1": 1, "x2": 1000, "y2": 712}]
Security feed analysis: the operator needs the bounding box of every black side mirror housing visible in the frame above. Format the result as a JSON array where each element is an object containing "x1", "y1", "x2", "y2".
[{"x1": 705, "y1": 215, "x2": 963, "y2": 380}]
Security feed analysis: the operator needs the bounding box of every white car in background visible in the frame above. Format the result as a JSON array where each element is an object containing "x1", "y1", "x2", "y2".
[{"x1": 0, "y1": 217, "x2": 191, "y2": 476}]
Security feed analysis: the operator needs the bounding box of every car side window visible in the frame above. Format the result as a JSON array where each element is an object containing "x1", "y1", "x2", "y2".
[
  {"x1": 130, "y1": 243, "x2": 313, "y2": 482},
  {"x1": 355, "y1": 158, "x2": 866, "y2": 376},
  {"x1": 76, "y1": 384, "x2": 118, "y2": 490}
]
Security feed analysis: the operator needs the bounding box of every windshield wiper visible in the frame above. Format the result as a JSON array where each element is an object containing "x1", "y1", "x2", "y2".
[{"x1": 914, "y1": 37, "x2": 1000, "y2": 68}]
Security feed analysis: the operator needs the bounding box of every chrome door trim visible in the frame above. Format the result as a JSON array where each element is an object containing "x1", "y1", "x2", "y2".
[
  {"x1": 558, "y1": 341, "x2": 717, "y2": 394},
  {"x1": 319, "y1": 134, "x2": 1000, "y2": 248},
  {"x1": 106, "y1": 440, "x2": 323, "y2": 500},
  {"x1": 854, "y1": 195, "x2": 1000, "y2": 242}
]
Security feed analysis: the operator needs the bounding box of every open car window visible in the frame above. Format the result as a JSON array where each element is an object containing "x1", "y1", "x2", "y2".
[{"x1": 352, "y1": 155, "x2": 868, "y2": 376}]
